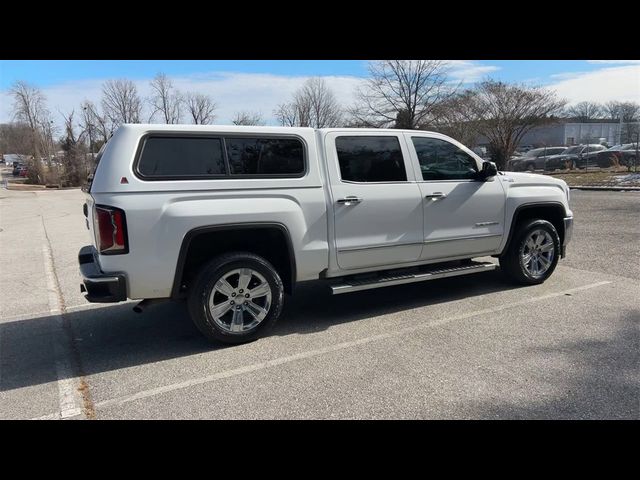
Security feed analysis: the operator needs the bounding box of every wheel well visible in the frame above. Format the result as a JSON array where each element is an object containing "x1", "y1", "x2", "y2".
[
  {"x1": 172, "y1": 225, "x2": 295, "y2": 298},
  {"x1": 503, "y1": 204, "x2": 566, "y2": 253}
]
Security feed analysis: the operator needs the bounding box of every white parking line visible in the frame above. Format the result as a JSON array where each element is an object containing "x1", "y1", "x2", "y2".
[
  {"x1": 41, "y1": 241, "x2": 83, "y2": 420},
  {"x1": 0, "y1": 301, "x2": 134, "y2": 324},
  {"x1": 85, "y1": 280, "x2": 612, "y2": 413}
]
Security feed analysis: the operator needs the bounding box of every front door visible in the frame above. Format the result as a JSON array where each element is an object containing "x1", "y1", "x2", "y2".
[
  {"x1": 324, "y1": 132, "x2": 424, "y2": 270},
  {"x1": 404, "y1": 133, "x2": 506, "y2": 261}
]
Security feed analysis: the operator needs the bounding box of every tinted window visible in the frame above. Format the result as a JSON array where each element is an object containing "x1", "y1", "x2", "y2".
[
  {"x1": 138, "y1": 137, "x2": 225, "y2": 177},
  {"x1": 524, "y1": 148, "x2": 543, "y2": 157},
  {"x1": 412, "y1": 137, "x2": 478, "y2": 181},
  {"x1": 564, "y1": 146, "x2": 582, "y2": 154},
  {"x1": 549, "y1": 147, "x2": 568, "y2": 155},
  {"x1": 226, "y1": 137, "x2": 304, "y2": 175},
  {"x1": 336, "y1": 136, "x2": 406, "y2": 182}
]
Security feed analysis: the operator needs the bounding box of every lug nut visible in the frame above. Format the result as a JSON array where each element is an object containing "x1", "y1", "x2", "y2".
[
  {"x1": 231, "y1": 292, "x2": 236, "y2": 297},
  {"x1": 236, "y1": 306, "x2": 241, "y2": 310},
  {"x1": 239, "y1": 289, "x2": 244, "y2": 294},
  {"x1": 230, "y1": 300, "x2": 235, "y2": 305},
  {"x1": 245, "y1": 293, "x2": 250, "y2": 298}
]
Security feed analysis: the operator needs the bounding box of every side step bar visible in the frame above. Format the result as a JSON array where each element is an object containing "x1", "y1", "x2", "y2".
[{"x1": 330, "y1": 261, "x2": 497, "y2": 295}]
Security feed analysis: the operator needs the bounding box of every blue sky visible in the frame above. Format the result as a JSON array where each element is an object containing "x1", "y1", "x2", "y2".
[
  {"x1": 1, "y1": 60, "x2": 638, "y2": 126},
  {"x1": 0, "y1": 60, "x2": 616, "y2": 89}
]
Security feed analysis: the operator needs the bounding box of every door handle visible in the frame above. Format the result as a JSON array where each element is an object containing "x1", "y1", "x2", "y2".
[
  {"x1": 337, "y1": 196, "x2": 363, "y2": 205},
  {"x1": 425, "y1": 192, "x2": 446, "y2": 200}
]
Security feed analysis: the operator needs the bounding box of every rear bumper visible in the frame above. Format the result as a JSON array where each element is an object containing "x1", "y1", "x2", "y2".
[
  {"x1": 79, "y1": 245, "x2": 127, "y2": 303},
  {"x1": 561, "y1": 216, "x2": 573, "y2": 258}
]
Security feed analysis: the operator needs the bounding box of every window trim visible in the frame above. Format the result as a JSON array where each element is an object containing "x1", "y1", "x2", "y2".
[
  {"x1": 410, "y1": 135, "x2": 481, "y2": 183},
  {"x1": 133, "y1": 132, "x2": 308, "y2": 181},
  {"x1": 335, "y1": 135, "x2": 410, "y2": 184}
]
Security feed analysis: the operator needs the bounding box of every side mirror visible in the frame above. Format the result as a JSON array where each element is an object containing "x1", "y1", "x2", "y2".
[{"x1": 480, "y1": 161, "x2": 498, "y2": 180}]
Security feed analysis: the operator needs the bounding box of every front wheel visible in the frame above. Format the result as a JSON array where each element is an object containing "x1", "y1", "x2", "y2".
[
  {"x1": 499, "y1": 219, "x2": 560, "y2": 285},
  {"x1": 187, "y1": 252, "x2": 284, "y2": 344}
]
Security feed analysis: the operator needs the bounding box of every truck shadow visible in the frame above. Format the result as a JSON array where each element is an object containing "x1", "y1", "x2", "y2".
[{"x1": 1, "y1": 269, "x2": 520, "y2": 392}]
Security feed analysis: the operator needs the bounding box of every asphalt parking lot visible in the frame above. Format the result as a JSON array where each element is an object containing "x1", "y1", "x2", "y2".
[{"x1": 0, "y1": 182, "x2": 638, "y2": 419}]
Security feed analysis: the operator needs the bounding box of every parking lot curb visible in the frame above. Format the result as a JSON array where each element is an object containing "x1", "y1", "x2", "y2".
[{"x1": 569, "y1": 185, "x2": 640, "y2": 191}]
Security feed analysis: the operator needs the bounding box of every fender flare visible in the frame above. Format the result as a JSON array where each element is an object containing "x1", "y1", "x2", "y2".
[{"x1": 171, "y1": 222, "x2": 296, "y2": 299}]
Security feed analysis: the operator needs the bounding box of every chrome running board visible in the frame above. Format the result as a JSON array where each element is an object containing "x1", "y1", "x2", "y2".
[{"x1": 330, "y1": 261, "x2": 497, "y2": 295}]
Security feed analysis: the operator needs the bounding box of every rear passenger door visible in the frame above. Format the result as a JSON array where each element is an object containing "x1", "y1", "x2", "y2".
[{"x1": 323, "y1": 132, "x2": 424, "y2": 270}]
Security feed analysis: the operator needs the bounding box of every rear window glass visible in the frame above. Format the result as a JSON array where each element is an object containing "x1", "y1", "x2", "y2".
[
  {"x1": 137, "y1": 137, "x2": 225, "y2": 177},
  {"x1": 225, "y1": 137, "x2": 304, "y2": 175}
]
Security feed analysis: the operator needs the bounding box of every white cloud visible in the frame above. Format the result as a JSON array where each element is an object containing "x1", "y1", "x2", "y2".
[
  {"x1": 447, "y1": 60, "x2": 500, "y2": 83},
  {"x1": 548, "y1": 64, "x2": 640, "y2": 105}
]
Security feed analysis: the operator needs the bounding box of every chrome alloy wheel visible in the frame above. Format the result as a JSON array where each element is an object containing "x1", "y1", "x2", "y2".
[
  {"x1": 207, "y1": 268, "x2": 272, "y2": 334},
  {"x1": 520, "y1": 229, "x2": 555, "y2": 278}
]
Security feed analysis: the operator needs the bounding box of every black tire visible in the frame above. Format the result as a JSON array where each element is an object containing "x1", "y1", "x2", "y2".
[
  {"x1": 526, "y1": 162, "x2": 535, "y2": 172},
  {"x1": 187, "y1": 252, "x2": 284, "y2": 344},
  {"x1": 499, "y1": 219, "x2": 560, "y2": 285}
]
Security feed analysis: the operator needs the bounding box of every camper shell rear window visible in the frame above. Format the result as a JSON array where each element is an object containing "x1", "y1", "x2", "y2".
[{"x1": 134, "y1": 133, "x2": 306, "y2": 180}]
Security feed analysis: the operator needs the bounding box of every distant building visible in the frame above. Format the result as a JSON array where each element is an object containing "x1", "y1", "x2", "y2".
[{"x1": 477, "y1": 121, "x2": 639, "y2": 148}]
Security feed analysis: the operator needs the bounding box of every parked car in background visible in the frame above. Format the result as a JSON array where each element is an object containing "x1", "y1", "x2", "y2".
[
  {"x1": 18, "y1": 166, "x2": 28, "y2": 177},
  {"x1": 12, "y1": 163, "x2": 25, "y2": 176},
  {"x1": 508, "y1": 147, "x2": 568, "y2": 171},
  {"x1": 518, "y1": 145, "x2": 535, "y2": 154},
  {"x1": 583, "y1": 143, "x2": 639, "y2": 168},
  {"x1": 545, "y1": 144, "x2": 608, "y2": 170}
]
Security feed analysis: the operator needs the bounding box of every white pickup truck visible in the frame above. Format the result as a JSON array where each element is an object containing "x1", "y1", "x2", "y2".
[{"x1": 79, "y1": 124, "x2": 573, "y2": 344}]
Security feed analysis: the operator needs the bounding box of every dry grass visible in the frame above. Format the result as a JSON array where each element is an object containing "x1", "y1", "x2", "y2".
[{"x1": 548, "y1": 171, "x2": 640, "y2": 187}]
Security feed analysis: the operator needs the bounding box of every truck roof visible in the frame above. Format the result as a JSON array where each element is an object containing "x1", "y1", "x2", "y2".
[{"x1": 116, "y1": 124, "x2": 440, "y2": 136}]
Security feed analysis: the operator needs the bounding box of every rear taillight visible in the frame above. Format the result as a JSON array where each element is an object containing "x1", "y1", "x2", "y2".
[{"x1": 94, "y1": 205, "x2": 129, "y2": 254}]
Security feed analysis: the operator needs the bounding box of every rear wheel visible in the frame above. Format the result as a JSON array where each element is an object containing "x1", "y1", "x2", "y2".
[
  {"x1": 187, "y1": 252, "x2": 284, "y2": 344},
  {"x1": 526, "y1": 162, "x2": 535, "y2": 172},
  {"x1": 499, "y1": 219, "x2": 560, "y2": 285}
]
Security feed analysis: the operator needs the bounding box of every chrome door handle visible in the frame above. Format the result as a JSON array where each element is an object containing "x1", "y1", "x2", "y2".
[
  {"x1": 337, "y1": 196, "x2": 363, "y2": 205},
  {"x1": 425, "y1": 192, "x2": 446, "y2": 199}
]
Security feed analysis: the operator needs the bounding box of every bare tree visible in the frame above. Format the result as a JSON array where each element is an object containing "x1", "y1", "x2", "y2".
[
  {"x1": 232, "y1": 111, "x2": 265, "y2": 126},
  {"x1": 618, "y1": 101, "x2": 640, "y2": 122},
  {"x1": 9, "y1": 81, "x2": 48, "y2": 183},
  {"x1": 428, "y1": 93, "x2": 481, "y2": 147},
  {"x1": 453, "y1": 80, "x2": 566, "y2": 169},
  {"x1": 275, "y1": 77, "x2": 342, "y2": 128},
  {"x1": 602, "y1": 100, "x2": 640, "y2": 121},
  {"x1": 185, "y1": 92, "x2": 217, "y2": 125},
  {"x1": 101, "y1": 79, "x2": 142, "y2": 127},
  {"x1": 565, "y1": 101, "x2": 603, "y2": 121},
  {"x1": 603, "y1": 101, "x2": 622, "y2": 120},
  {"x1": 0, "y1": 123, "x2": 33, "y2": 156},
  {"x1": 59, "y1": 110, "x2": 88, "y2": 186},
  {"x1": 149, "y1": 73, "x2": 182, "y2": 124},
  {"x1": 80, "y1": 100, "x2": 110, "y2": 145},
  {"x1": 349, "y1": 60, "x2": 456, "y2": 129},
  {"x1": 38, "y1": 113, "x2": 58, "y2": 166},
  {"x1": 274, "y1": 102, "x2": 299, "y2": 127}
]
